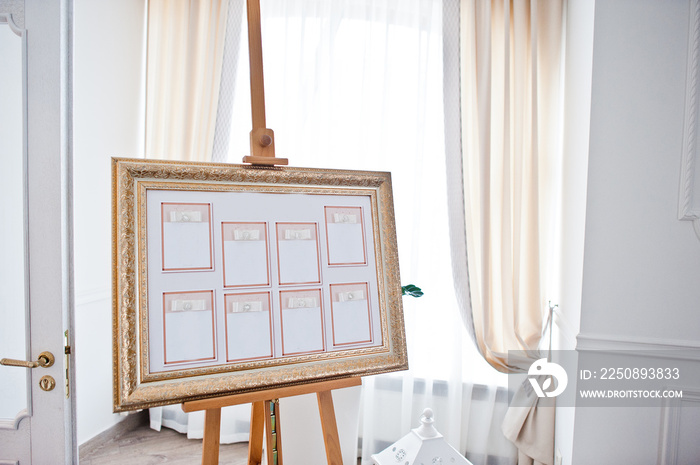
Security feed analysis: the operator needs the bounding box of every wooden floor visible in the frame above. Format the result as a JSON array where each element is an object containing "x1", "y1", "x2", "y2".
[
  {"x1": 80, "y1": 422, "x2": 249, "y2": 465},
  {"x1": 79, "y1": 412, "x2": 362, "y2": 464}
]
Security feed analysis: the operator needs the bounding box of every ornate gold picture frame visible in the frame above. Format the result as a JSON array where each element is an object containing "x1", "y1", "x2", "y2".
[{"x1": 112, "y1": 158, "x2": 407, "y2": 411}]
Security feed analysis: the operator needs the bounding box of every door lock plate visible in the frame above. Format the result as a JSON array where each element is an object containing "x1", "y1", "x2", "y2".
[{"x1": 39, "y1": 375, "x2": 56, "y2": 391}]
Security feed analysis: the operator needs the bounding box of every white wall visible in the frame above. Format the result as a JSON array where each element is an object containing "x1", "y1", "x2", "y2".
[
  {"x1": 73, "y1": 0, "x2": 146, "y2": 445},
  {"x1": 579, "y1": 0, "x2": 700, "y2": 343},
  {"x1": 573, "y1": 0, "x2": 700, "y2": 462},
  {"x1": 554, "y1": 1, "x2": 595, "y2": 463}
]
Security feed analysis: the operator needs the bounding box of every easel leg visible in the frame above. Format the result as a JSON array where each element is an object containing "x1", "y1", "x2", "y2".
[
  {"x1": 201, "y1": 408, "x2": 222, "y2": 465},
  {"x1": 248, "y1": 401, "x2": 265, "y2": 465},
  {"x1": 264, "y1": 399, "x2": 282, "y2": 465},
  {"x1": 182, "y1": 379, "x2": 362, "y2": 465},
  {"x1": 317, "y1": 391, "x2": 343, "y2": 465}
]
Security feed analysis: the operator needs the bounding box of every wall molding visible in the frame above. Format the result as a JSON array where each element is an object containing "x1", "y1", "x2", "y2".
[
  {"x1": 0, "y1": 0, "x2": 24, "y2": 33},
  {"x1": 658, "y1": 387, "x2": 700, "y2": 465},
  {"x1": 680, "y1": 0, "x2": 700, "y2": 240},
  {"x1": 0, "y1": 408, "x2": 29, "y2": 432},
  {"x1": 577, "y1": 332, "x2": 700, "y2": 361}
]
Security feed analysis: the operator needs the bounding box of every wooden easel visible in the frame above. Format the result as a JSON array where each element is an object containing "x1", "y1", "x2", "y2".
[
  {"x1": 182, "y1": 377, "x2": 362, "y2": 465},
  {"x1": 182, "y1": 2, "x2": 360, "y2": 464}
]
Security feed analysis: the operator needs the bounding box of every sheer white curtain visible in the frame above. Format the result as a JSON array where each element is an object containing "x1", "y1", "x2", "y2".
[
  {"x1": 152, "y1": 1, "x2": 517, "y2": 463},
  {"x1": 224, "y1": 1, "x2": 515, "y2": 463}
]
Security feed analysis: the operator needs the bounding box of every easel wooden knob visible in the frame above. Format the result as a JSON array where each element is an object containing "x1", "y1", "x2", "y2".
[{"x1": 182, "y1": 377, "x2": 362, "y2": 465}]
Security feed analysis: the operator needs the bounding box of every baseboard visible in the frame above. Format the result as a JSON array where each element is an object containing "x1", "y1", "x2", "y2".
[{"x1": 78, "y1": 411, "x2": 148, "y2": 458}]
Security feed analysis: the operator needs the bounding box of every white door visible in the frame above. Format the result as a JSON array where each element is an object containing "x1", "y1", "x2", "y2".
[{"x1": 0, "y1": 0, "x2": 76, "y2": 463}]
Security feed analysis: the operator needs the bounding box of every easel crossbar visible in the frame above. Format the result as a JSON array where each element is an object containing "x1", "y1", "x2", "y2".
[{"x1": 181, "y1": 377, "x2": 361, "y2": 412}]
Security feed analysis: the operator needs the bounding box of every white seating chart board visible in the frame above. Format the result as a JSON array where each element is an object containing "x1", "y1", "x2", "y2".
[
  {"x1": 112, "y1": 159, "x2": 406, "y2": 411},
  {"x1": 145, "y1": 189, "x2": 383, "y2": 374}
]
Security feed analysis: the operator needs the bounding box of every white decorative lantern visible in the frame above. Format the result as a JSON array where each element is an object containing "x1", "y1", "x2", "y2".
[{"x1": 371, "y1": 408, "x2": 473, "y2": 465}]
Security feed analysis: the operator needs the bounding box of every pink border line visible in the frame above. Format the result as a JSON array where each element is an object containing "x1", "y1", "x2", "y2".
[
  {"x1": 279, "y1": 289, "x2": 326, "y2": 356},
  {"x1": 329, "y1": 282, "x2": 373, "y2": 347},
  {"x1": 275, "y1": 222, "x2": 322, "y2": 286},
  {"x1": 221, "y1": 221, "x2": 271, "y2": 288},
  {"x1": 162, "y1": 290, "x2": 217, "y2": 365},
  {"x1": 223, "y1": 291, "x2": 274, "y2": 363},
  {"x1": 324, "y1": 206, "x2": 368, "y2": 266},
  {"x1": 161, "y1": 202, "x2": 214, "y2": 272}
]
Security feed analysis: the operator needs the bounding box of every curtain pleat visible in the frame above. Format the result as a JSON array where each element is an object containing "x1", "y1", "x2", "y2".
[
  {"x1": 145, "y1": 0, "x2": 230, "y2": 161},
  {"x1": 146, "y1": 0, "x2": 238, "y2": 442},
  {"x1": 211, "y1": 0, "x2": 244, "y2": 161},
  {"x1": 449, "y1": 0, "x2": 565, "y2": 464}
]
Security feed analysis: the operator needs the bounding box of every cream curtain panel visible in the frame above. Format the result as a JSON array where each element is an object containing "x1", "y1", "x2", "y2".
[
  {"x1": 145, "y1": 0, "x2": 230, "y2": 161},
  {"x1": 146, "y1": 0, "x2": 241, "y2": 442},
  {"x1": 450, "y1": 1, "x2": 565, "y2": 464}
]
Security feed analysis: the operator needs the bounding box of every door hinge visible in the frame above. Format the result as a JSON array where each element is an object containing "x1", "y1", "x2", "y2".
[{"x1": 64, "y1": 330, "x2": 70, "y2": 398}]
